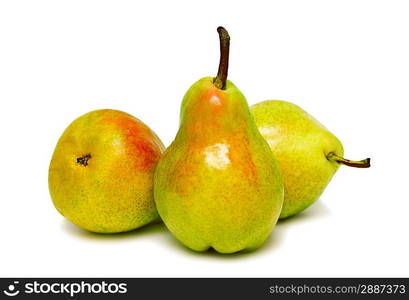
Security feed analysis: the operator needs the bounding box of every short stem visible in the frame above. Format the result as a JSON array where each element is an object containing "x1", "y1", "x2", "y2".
[
  {"x1": 213, "y1": 26, "x2": 230, "y2": 90},
  {"x1": 77, "y1": 154, "x2": 91, "y2": 166},
  {"x1": 327, "y1": 152, "x2": 371, "y2": 168}
]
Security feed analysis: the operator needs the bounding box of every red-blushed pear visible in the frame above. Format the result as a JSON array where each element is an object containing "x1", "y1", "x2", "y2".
[
  {"x1": 49, "y1": 109, "x2": 165, "y2": 233},
  {"x1": 154, "y1": 27, "x2": 284, "y2": 253},
  {"x1": 251, "y1": 100, "x2": 370, "y2": 219}
]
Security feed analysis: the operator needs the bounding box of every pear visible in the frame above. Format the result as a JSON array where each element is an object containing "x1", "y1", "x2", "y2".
[
  {"x1": 154, "y1": 27, "x2": 284, "y2": 253},
  {"x1": 251, "y1": 100, "x2": 370, "y2": 219},
  {"x1": 49, "y1": 109, "x2": 165, "y2": 233}
]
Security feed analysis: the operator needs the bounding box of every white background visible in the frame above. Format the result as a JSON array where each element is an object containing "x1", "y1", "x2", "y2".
[{"x1": 0, "y1": 0, "x2": 408, "y2": 277}]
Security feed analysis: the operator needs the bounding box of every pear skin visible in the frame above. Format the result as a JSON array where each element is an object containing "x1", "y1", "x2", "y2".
[
  {"x1": 155, "y1": 78, "x2": 283, "y2": 253},
  {"x1": 49, "y1": 109, "x2": 165, "y2": 233},
  {"x1": 251, "y1": 100, "x2": 370, "y2": 219}
]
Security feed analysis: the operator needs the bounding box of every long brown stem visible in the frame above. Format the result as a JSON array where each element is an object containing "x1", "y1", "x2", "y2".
[
  {"x1": 213, "y1": 26, "x2": 230, "y2": 90},
  {"x1": 327, "y1": 152, "x2": 370, "y2": 168}
]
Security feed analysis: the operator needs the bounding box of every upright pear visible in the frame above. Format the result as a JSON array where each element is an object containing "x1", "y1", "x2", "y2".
[
  {"x1": 154, "y1": 27, "x2": 284, "y2": 253},
  {"x1": 251, "y1": 100, "x2": 370, "y2": 219}
]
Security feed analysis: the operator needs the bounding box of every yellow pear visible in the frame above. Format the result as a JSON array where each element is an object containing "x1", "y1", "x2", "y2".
[
  {"x1": 154, "y1": 28, "x2": 284, "y2": 253},
  {"x1": 251, "y1": 100, "x2": 370, "y2": 219},
  {"x1": 49, "y1": 109, "x2": 165, "y2": 233}
]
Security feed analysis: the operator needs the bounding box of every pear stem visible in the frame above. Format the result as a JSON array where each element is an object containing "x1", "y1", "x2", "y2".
[
  {"x1": 77, "y1": 154, "x2": 91, "y2": 166},
  {"x1": 327, "y1": 152, "x2": 370, "y2": 168},
  {"x1": 213, "y1": 26, "x2": 230, "y2": 90}
]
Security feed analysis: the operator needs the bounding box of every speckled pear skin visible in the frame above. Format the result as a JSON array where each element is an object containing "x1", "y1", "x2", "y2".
[
  {"x1": 49, "y1": 109, "x2": 165, "y2": 233},
  {"x1": 250, "y1": 100, "x2": 344, "y2": 219},
  {"x1": 154, "y1": 77, "x2": 284, "y2": 253}
]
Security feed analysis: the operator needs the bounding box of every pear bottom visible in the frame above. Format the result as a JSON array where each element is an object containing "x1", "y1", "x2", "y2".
[{"x1": 49, "y1": 109, "x2": 165, "y2": 233}]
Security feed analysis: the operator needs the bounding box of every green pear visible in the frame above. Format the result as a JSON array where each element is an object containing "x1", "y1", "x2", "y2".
[
  {"x1": 154, "y1": 27, "x2": 284, "y2": 253},
  {"x1": 49, "y1": 109, "x2": 165, "y2": 233},
  {"x1": 251, "y1": 100, "x2": 370, "y2": 219}
]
